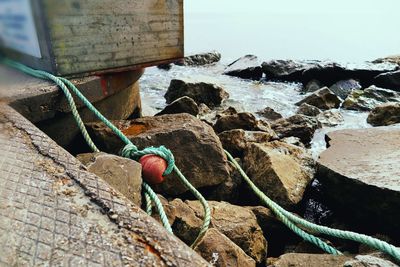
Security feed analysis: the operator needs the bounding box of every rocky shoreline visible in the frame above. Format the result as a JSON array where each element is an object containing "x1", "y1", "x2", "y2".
[{"x1": 80, "y1": 52, "x2": 400, "y2": 266}]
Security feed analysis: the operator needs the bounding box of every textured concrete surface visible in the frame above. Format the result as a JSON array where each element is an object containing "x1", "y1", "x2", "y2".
[{"x1": 0, "y1": 103, "x2": 208, "y2": 266}]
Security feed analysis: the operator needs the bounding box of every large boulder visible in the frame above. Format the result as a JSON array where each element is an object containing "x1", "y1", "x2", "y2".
[
  {"x1": 243, "y1": 141, "x2": 315, "y2": 209},
  {"x1": 214, "y1": 112, "x2": 275, "y2": 134},
  {"x1": 317, "y1": 127, "x2": 400, "y2": 236},
  {"x1": 261, "y1": 59, "x2": 313, "y2": 81},
  {"x1": 224, "y1": 55, "x2": 263, "y2": 80},
  {"x1": 297, "y1": 103, "x2": 322, "y2": 117},
  {"x1": 194, "y1": 228, "x2": 256, "y2": 267},
  {"x1": 329, "y1": 79, "x2": 361, "y2": 99},
  {"x1": 343, "y1": 85, "x2": 400, "y2": 111},
  {"x1": 268, "y1": 253, "x2": 352, "y2": 267},
  {"x1": 162, "y1": 200, "x2": 267, "y2": 264},
  {"x1": 86, "y1": 114, "x2": 231, "y2": 195},
  {"x1": 271, "y1": 114, "x2": 320, "y2": 145},
  {"x1": 296, "y1": 87, "x2": 342, "y2": 110},
  {"x1": 76, "y1": 152, "x2": 142, "y2": 206},
  {"x1": 367, "y1": 103, "x2": 400, "y2": 126},
  {"x1": 374, "y1": 70, "x2": 400, "y2": 91},
  {"x1": 177, "y1": 51, "x2": 221, "y2": 66},
  {"x1": 155, "y1": 96, "x2": 199, "y2": 116},
  {"x1": 165, "y1": 79, "x2": 229, "y2": 108},
  {"x1": 218, "y1": 129, "x2": 277, "y2": 157}
]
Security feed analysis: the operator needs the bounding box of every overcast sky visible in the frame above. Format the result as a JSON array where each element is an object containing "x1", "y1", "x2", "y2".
[{"x1": 185, "y1": 0, "x2": 400, "y2": 62}]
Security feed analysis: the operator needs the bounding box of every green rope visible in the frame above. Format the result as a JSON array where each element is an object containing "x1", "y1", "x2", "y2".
[
  {"x1": 225, "y1": 150, "x2": 400, "y2": 262},
  {"x1": 2, "y1": 58, "x2": 210, "y2": 243}
]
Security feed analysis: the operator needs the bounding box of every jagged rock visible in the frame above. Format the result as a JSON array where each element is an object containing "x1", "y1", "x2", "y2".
[
  {"x1": 343, "y1": 254, "x2": 398, "y2": 267},
  {"x1": 261, "y1": 59, "x2": 312, "y2": 81},
  {"x1": 373, "y1": 55, "x2": 400, "y2": 66},
  {"x1": 76, "y1": 152, "x2": 142, "y2": 206},
  {"x1": 269, "y1": 253, "x2": 352, "y2": 267},
  {"x1": 329, "y1": 79, "x2": 362, "y2": 99},
  {"x1": 243, "y1": 141, "x2": 315, "y2": 209},
  {"x1": 343, "y1": 85, "x2": 400, "y2": 111},
  {"x1": 249, "y1": 206, "x2": 301, "y2": 257},
  {"x1": 214, "y1": 112, "x2": 275, "y2": 134},
  {"x1": 374, "y1": 70, "x2": 400, "y2": 91},
  {"x1": 218, "y1": 129, "x2": 277, "y2": 157},
  {"x1": 189, "y1": 201, "x2": 267, "y2": 264},
  {"x1": 165, "y1": 79, "x2": 229, "y2": 108},
  {"x1": 367, "y1": 103, "x2": 400, "y2": 126},
  {"x1": 296, "y1": 87, "x2": 342, "y2": 109},
  {"x1": 316, "y1": 110, "x2": 344, "y2": 127},
  {"x1": 194, "y1": 228, "x2": 256, "y2": 267},
  {"x1": 177, "y1": 51, "x2": 222, "y2": 66},
  {"x1": 304, "y1": 79, "x2": 323, "y2": 93},
  {"x1": 155, "y1": 96, "x2": 199, "y2": 116},
  {"x1": 256, "y1": 107, "x2": 283, "y2": 121},
  {"x1": 271, "y1": 114, "x2": 320, "y2": 145},
  {"x1": 317, "y1": 127, "x2": 400, "y2": 236},
  {"x1": 86, "y1": 114, "x2": 231, "y2": 195},
  {"x1": 297, "y1": 103, "x2": 322, "y2": 117},
  {"x1": 224, "y1": 55, "x2": 263, "y2": 80}
]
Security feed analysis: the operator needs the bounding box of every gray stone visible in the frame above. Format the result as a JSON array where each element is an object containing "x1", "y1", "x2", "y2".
[
  {"x1": 165, "y1": 79, "x2": 229, "y2": 108},
  {"x1": 271, "y1": 114, "x2": 320, "y2": 145},
  {"x1": 367, "y1": 103, "x2": 400, "y2": 126},
  {"x1": 177, "y1": 51, "x2": 221, "y2": 66},
  {"x1": 374, "y1": 70, "x2": 400, "y2": 91},
  {"x1": 224, "y1": 55, "x2": 263, "y2": 80},
  {"x1": 316, "y1": 110, "x2": 344, "y2": 127},
  {"x1": 244, "y1": 141, "x2": 315, "y2": 209},
  {"x1": 194, "y1": 228, "x2": 256, "y2": 267},
  {"x1": 268, "y1": 253, "x2": 352, "y2": 267},
  {"x1": 329, "y1": 79, "x2": 362, "y2": 99},
  {"x1": 373, "y1": 54, "x2": 400, "y2": 66},
  {"x1": 296, "y1": 87, "x2": 342, "y2": 110},
  {"x1": 297, "y1": 103, "x2": 322, "y2": 117},
  {"x1": 304, "y1": 79, "x2": 324, "y2": 93},
  {"x1": 343, "y1": 85, "x2": 400, "y2": 111},
  {"x1": 156, "y1": 96, "x2": 199, "y2": 116},
  {"x1": 343, "y1": 254, "x2": 398, "y2": 267},
  {"x1": 77, "y1": 152, "x2": 142, "y2": 206},
  {"x1": 317, "y1": 127, "x2": 400, "y2": 236},
  {"x1": 86, "y1": 114, "x2": 231, "y2": 195}
]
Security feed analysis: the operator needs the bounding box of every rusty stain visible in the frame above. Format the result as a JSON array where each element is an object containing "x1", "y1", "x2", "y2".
[{"x1": 121, "y1": 123, "x2": 149, "y2": 136}]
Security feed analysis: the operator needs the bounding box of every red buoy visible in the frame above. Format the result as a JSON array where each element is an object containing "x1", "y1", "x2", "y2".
[{"x1": 139, "y1": 154, "x2": 167, "y2": 184}]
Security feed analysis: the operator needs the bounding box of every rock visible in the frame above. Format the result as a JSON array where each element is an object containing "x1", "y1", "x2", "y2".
[
  {"x1": 343, "y1": 254, "x2": 398, "y2": 267},
  {"x1": 271, "y1": 114, "x2": 320, "y2": 145},
  {"x1": 296, "y1": 87, "x2": 342, "y2": 109},
  {"x1": 249, "y1": 206, "x2": 301, "y2": 257},
  {"x1": 214, "y1": 112, "x2": 275, "y2": 134},
  {"x1": 269, "y1": 253, "x2": 352, "y2": 267},
  {"x1": 317, "y1": 127, "x2": 400, "y2": 236},
  {"x1": 165, "y1": 200, "x2": 267, "y2": 264},
  {"x1": 329, "y1": 79, "x2": 362, "y2": 99},
  {"x1": 76, "y1": 152, "x2": 142, "y2": 206},
  {"x1": 165, "y1": 79, "x2": 229, "y2": 108},
  {"x1": 367, "y1": 103, "x2": 400, "y2": 126},
  {"x1": 280, "y1": 136, "x2": 305, "y2": 148},
  {"x1": 218, "y1": 129, "x2": 277, "y2": 157},
  {"x1": 155, "y1": 96, "x2": 199, "y2": 116},
  {"x1": 194, "y1": 228, "x2": 256, "y2": 267},
  {"x1": 243, "y1": 141, "x2": 315, "y2": 208},
  {"x1": 304, "y1": 79, "x2": 323, "y2": 93},
  {"x1": 343, "y1": 85, "x2": 400, "y2": 111},
  {"x1": 256, "y1": 107, "x2": 283, "y2": 121},
  {"x1": 373, "y1": 54, "x2": 400, "y2": 66},
  {"x1": 224, "y1": 55, "x2": 263, "y2": 80},
  {"x1": 374, "y1": 70, "x2": 400, "y2": 91},
  {"x1": 177, "y1": 51, "x2": 221, "y2": 66},
  {"x1": 86, "y1": 114, "x2": 231, "y2": 195},
  {"x1": 157, "y1": 63, "x2": 172, "y2": 70},
  {"x1": 297, "y1": 103, "x2": 322, "y2": 117},
  {"x1": 316, "y1": 110, "x2": 344, "y2": 127},
  {"x1": 261, "y1": 60, "x2": 312, "y2": 81}
]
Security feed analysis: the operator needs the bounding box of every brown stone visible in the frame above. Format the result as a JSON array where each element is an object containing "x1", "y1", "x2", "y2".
[
  {"x1": 194, "y1": 228, "x2": 256, "y2": 267},
  {"x1": 296, "y1": 87, "x2": 342, "y2": 110},
  {"x1": 268, "y1": 253, "x2": 352, "y2": 267},
  {"x1": 317, "y1": 127, "x2": 400, "y2": 236},
  {"x1": 243, "y1": 141, "x2": 315, "y2": 209},
  {"x1": 367, "y1": 102, "x2": 400, "y2": 126},
  {"x1": 297, "y1": 103, "x2": 322, "y2": 117},
  {"x1": 76, "y1": 152, "x2": 142, "y2": 206},
  {"x1": 214, "y1": 112, "x2": 273, "y2": 133},
  {"x1": 86, "y1": 114, "x2": 231, "y2": 195},
  {"x1": 256, "y1": 107, "x2": 283, "y2": 121},
  {"x1": 155, "y1": 96, "x2": 199, "y2": 116}
]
